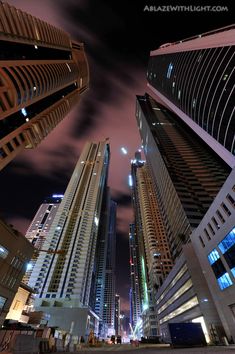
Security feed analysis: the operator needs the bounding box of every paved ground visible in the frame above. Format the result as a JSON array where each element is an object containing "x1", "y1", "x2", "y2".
[
  {"x1": 61, "y1": 343, "x2": 235, "y2": 353},
  {"x1": 3, "y1": 343, "x2": 235, "y2": 353}
]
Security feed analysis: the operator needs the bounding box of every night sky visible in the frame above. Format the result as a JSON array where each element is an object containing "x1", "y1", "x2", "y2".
[{"x1": 1, "y1": 0, "x2": 234, "y2": 314}]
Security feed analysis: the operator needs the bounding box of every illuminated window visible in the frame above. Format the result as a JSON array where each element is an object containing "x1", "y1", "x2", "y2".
[
  {"x1": 158, "y1": 279, "x2": 193, "y2": 314},
  {"x1": 13, "y1": 300, "x2": 21, "y2": 310},
  {"x1": 217, "y1": 273, "x2": 233, "y2": 290},
  {"x1": 208, "y1": 249, "x2": 220, "y2": 265},
  {"x1": 167, "y1": 63, "x2": 173, "y2": 79},
  {"x1": 0, "y1": 296, "x2": 6, "y2": 310},
  {"x1": 159, "y1": 296, "x2": 199, "y2": 324},
  {"x1": 156, "y1": 263, "x2": 187, "y2": 305},
  {"x1": 231, "y1": 267, "x2": 235, "y2": 277},
  {"x1": 0, "y1": 245, "x2": 9, "y2": 259},
  {"x1": 218, "y1": 227, "x2": 235, "y2": 278},
  {"x1": 218, "y1": 227, "x2": 235, "y2": 254}
]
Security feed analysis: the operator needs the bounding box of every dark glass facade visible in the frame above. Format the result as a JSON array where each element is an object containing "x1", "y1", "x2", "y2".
[
  {"x1": 147, "y1": 46, "x2": 235, "y2": 155},
  {"x1": 129, "y1": 223, "x2": 142, "y2": 328}
]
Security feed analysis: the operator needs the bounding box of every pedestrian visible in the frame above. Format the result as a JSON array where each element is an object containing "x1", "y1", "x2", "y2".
[{"x1": 80, "y1": 335, "x2": 85, "y2": 348}]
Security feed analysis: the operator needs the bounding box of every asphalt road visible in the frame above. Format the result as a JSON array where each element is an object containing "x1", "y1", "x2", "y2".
[
  {"x1": 5, "y1": 343, "x2": 235, "y2": 353},
  {"x1": 59, "y1": 343, "x2": 235, "y2": 353}
]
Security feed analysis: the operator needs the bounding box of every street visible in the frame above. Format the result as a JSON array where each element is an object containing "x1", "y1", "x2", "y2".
[
  {"x1": 59, "y1": 343, "x2": 235, "y2": 353},
  {"x1": 3, "y1": 343, "x2": 235, "y2": 353}
]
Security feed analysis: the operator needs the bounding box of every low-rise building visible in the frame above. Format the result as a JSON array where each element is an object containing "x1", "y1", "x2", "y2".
[
  {"x1": 156, "y1": 243, "x2": 223, "y2": 344},
  {"x1": 156, "y1": 168, "x2": 235, "y2": 344},
  {"x1": 5, "y1": 282, "x2": 34, "y2": 324},
  {"x1": 0, "y1": 220, "x2": 34, "y2": 325},
  {"x1": 190, "y1": 167, "x2": 235, "y2": 342}
]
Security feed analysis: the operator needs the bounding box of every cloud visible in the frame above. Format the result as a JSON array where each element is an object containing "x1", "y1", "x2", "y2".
[
  {"x1": 13, "y1": 68, "x2": 144, "y2": 186},
  {"x1": 2, "y1": 0, "x2": 147, "y2": 312}
]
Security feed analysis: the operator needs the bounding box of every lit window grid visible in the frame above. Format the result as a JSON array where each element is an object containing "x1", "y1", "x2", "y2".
[
  {"x1": 156, "y1": 263, "x2": 188, "y2": 305},
  {"x1": 207, "y1": 228, "x2": 235, "y2": 290},
  {"x1": 208, "y1": 249, "x2": 220, "y2": 265},
  {"x1": 218, "y1": 226, "x2": 235, "y2": 254},
  {"x1": 158, "y1": 278, "x2": 193, "y2": 315},
  {"x1": 159, "y1": 296, "x2": 199, "y2": 324},
  {"x1": 217, "y1": 272, "x2": 233, "y2": 290}
]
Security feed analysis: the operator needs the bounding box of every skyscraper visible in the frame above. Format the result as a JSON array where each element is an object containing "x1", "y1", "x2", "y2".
[
  {"x1": 129, "y1": 156, "x2": 146, "y2": 331},
  {"x1": 102, "y1": 199, "x2": 117, "y2": 336},
  {"x1": 29, "y1": 140, "x2": 110, "y2": 337},
  {"x1": 130, "y1": 157, "x2": 173, "y2": 337},
  {"x1": 23, "y1": 194, "x2": 63, "y2": 285},
  {"x1": 136, "y1": 94, "x2": 230, "y2": 259},
  {"x1": 147, "y1": 25, "x2": 235, "y2": 167},
  {"x1": 136, "y1": 165, "x2": 173, "y2": 288},
  {"x1": 140, "y1": 25, "x2": 235, "y2": 342},
  {"x1": 90, "y1": 190, "x2": 110, "y2": 334},
  {"x1": 114, "y1": 294, "x2": 120, "y2": 336},
  {"x1": 129, "y1": 223, "x2": 142, "y2": 330},
  {"x1": 90, "y1": 192, "x2": 117, "y2": 338},
  {"x1": 0, "y1": 1, "x2": 89, "y2": 170},
  {"x1": 0, "y1": 219, "x2": 34, "y2": 325}
]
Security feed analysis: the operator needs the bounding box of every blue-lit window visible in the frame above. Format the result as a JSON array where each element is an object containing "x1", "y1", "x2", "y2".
[
  {"x1": 167, "y1": 63, "x2": 173, "y2": 79},
  {"x1": 208, "y1": 249, "x2": 220, "y2": 265},
  {"x1": 0, "y1": 296, "x2": 6, "y2": 310},
  {"x1": 218, "y1": 227, "x2": 235, "y2": 254},
  {"x1": 231, "y1": 267, "x2": 235, "y2": 277},
  {"x1": 217, "y1": 273, "x2": 233, "y2": 290}
]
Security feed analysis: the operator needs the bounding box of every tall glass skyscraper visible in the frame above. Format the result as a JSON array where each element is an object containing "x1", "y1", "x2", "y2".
[
  {"x1": 140, "y1": 25, "x2": 235, "y2": 342},
  {"x1": 102, "y1": 199, "x2": 117, "y2": 336},
  {"x1": 0, "y1": 2, "x2": 89, "y2": 170},
  {"x1": 29, "y1": 140, "x2": 110, "y2": 337},
  {"x1": 90, "y1": 191, "x2": 117, "y2": 338},
  {"x1": 129, "y1": 223, "x2": 142, "y2": 330},
  {"x1": 136, "y1": 94, "x2": 230, "y2": 259},
  {"x1": 147, "y1": 25, "x2": 235, "y2": 167}
]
